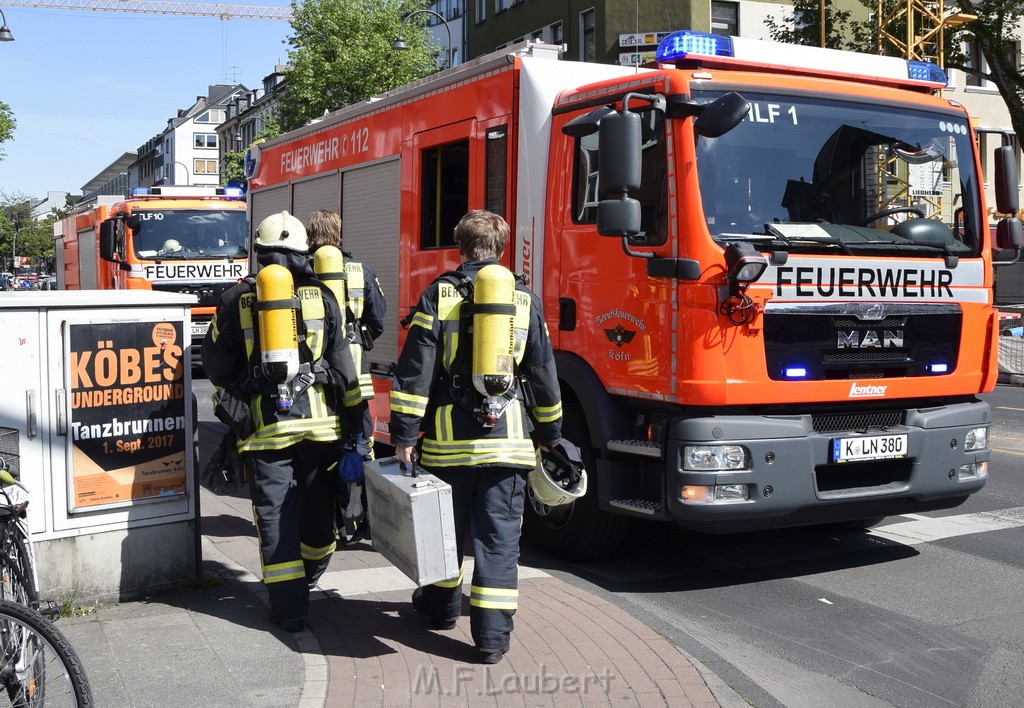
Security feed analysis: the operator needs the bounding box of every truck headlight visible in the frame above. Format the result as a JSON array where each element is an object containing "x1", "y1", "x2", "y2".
[
  {"x1": 964, "y1": 427, "x2": 988, "y2": 451},
  {"x1": 683, "y1": 444, "x2": 749, "y2": 471}
]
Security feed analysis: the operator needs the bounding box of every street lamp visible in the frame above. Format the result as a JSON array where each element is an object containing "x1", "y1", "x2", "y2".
[
  {"x1": 0, "y1": 8, "x2": 14, "y2": 42},
  {"x1": 168, "y1": 160, "x2": 191, "y2": 186},
  {"x1": 392, "y1": 9, "x2": 452, "y2": 69}
]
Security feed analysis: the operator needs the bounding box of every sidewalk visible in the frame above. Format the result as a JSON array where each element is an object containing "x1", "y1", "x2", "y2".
[{"x1": 57, "y1": 420, "x2": 727, "y2": 707}]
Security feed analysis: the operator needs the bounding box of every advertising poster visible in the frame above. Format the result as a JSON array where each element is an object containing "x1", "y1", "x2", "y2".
[{"x1": 68, "y1": 321, "x2": 188, "y2": 511}]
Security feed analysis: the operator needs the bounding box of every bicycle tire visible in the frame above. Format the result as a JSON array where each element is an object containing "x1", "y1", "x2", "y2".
[
  {"x1": 0, "y1": 598, "x2": 92, "y2": 707},
  {"x1": 0, "y1": 530, "x2": 38, "y2": 609}
]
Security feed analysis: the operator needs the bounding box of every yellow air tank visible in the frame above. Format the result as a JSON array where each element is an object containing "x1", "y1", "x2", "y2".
[
  {"x1": 256, "y1": 263, "x2": 299, "y2": 411},
  {"x1": 313, "y1": 245, "x2": 348, "y2": 332},
  {"x1": 472, "y1": 264, "x2": 517, "y2": 426}
]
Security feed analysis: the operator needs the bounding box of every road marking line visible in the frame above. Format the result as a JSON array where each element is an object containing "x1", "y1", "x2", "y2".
[
  {"x1": 992, "y1": 447, "x2": 1024, "y2": 456},
  {"x1": 994, "y1": 406, "x2": 1024, "y2": 411},
  {"x1": 871, "y1": 506, "x2": 1024, "y2": 545}
]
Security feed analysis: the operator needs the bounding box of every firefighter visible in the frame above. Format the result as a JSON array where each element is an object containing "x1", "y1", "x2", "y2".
[
  {"x1": 306, "y1": 209, "x2": 387, "y2": 543},
  {"x1": 391, "y1": 210, "x2": 562, "y2": 665},
  {"x1": 201, "y1": 211, "x2": 366, "y2": 633}
]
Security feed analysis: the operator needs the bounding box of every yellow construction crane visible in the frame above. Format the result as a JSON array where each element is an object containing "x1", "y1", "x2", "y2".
[{"x1": 2, "y1": 0, "x2": 292, "y2": 20}]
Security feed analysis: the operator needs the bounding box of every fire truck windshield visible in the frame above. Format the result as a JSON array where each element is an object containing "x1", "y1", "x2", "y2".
[
  {"x1": 692, "y1": 89, "x2": 982, "y2": 258},
  {"x1": 131, "y1": 209, "x2": 248, "y2": 260}
]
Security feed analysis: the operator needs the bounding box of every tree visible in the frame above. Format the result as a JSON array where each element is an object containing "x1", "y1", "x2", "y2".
[
  {"x1": 0, "y1": 102, "x2": 15, "y2": 163},
  {"x1": 221, "y1": 120, "x2": 282, "y2": 189},
  {"x1": 1, "y1": 193, "x2": 55, "y2": 273},
  {"x1": 944, "y1": 1, "x2": 1024, "y2": 149},
  {"x1": 278, "y1": 0, "x2": 438, "y2": 131},
  {"x1": 764, "y1": 0, "x2": 875, "y2": 52}
]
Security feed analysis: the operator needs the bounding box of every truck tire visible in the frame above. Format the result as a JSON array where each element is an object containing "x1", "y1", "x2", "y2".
[{"x1": 522, "y1": 404, "x2": 628, "y2": 561}]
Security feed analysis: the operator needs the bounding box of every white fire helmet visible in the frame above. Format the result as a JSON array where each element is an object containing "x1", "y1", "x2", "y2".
[
  {"x1": 255, "y1": 211, "x2": 308, "y2": 253},
  {"x1": 528, "y1": 441, "x2": 588, "y2": 507}
]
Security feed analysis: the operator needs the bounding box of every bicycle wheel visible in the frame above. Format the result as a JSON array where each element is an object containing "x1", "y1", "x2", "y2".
[
  {"x1": 0, "y1": 599, "x2": 91, "y2": 707},
  {"x1": 0, "y1": 529, "x2": 38, "y2": 609}
]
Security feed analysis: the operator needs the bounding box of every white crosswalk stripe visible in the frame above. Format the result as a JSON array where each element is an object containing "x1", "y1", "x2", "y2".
[{"x1": 870, "y1": 506, "x2": 1024, "y2": 545}]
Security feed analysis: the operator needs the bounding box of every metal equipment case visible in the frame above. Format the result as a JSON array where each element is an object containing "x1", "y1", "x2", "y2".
[{"x1": 363, "y1": 457, "x2": 459, "y2": 586}]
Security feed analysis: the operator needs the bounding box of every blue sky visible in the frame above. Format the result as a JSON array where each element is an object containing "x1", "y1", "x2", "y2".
[{"x1": 0, "y1": 4, "x2": 293, "y2": 200}]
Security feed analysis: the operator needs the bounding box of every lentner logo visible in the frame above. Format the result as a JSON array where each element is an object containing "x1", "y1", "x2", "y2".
[{"x1": 849, "y1": 382, "x2": 888, "y2": 398}]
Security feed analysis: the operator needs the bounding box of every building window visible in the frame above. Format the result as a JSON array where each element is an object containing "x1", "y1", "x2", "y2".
[
  {"x1": 485, "y1": 126, "x2": 507, "y2": 218},
  {"x1": 194, "y1": 159, "x2": 218, "y2": 175},
  {"x1": 711, "y1": 1, "x2": 739, "y2": 35},
  {"x1": 496, "y1": 0, "x2": 509, "y2": 13},
  {"x1": 194, "y1": 133, "x2": 218, "y2": 149},
  {"x1": 963, "y1": 40, "x2": 1018, "y2": 89},
  {"x1": 580, "y1": 9, "x2": 596, "y2": 62},
  {"x1": 551, "y1": 22, "x2": 563, "y2": 44},
  {"x1": 531, "y1": 29, "x2": 544, "y2": 42},
  {"x1": 195, "y1": 109, "x2": 226, "y2": 124},
  {"x1": 476, "y1": 0, "x2": 485, "y2": 22}
]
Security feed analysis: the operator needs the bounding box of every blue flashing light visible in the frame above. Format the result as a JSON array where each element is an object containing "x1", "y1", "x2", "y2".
[
  {"x1": 783, "y1": 366, "x2": 808, "y2": 379},
  {"x1": 221, "y1": 187, "x2": 244, "y2": 198},
  {"x1": 928, "y1": 362, "x2": 949, "y2": 374},
  {"x1": 655, "y1": 30, "x2": 734, "y2": 64},
  {"x1": 131, "y1": 187, "x2": 152, "y2": 196},
  {"x1": 907, "y1": 60, "x2": 948, "y2": 86}
]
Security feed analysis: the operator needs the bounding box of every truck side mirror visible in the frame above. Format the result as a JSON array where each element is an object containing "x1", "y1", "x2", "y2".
[
  {"x1": 995, "y1": 145, "x2": 1019, "y2": 215},
  {"x1": 598, "y1": 109, "x2": 641, "y2": 193},
  {"x1": 99, "y1": 219, "x2": 117, "y2": 261},
  {"x1": 693, "y1": 92, "x2": 749, "y2": 138},
  {"x1": 597, "y1": 197, "x2": 641, "y2": 237}
]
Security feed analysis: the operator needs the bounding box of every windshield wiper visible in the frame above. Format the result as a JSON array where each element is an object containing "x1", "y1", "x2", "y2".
[{"x1": 763, "y1": 222, "x2": 853, "y2": 255}]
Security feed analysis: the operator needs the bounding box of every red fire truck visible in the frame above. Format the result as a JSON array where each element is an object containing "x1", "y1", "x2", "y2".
[
  {"x1": 55, "y1": 186, "x2": 249, "y2": 357},
  {"x1": 245, "y1": 33, "x2": 1022, "y2": 559}
]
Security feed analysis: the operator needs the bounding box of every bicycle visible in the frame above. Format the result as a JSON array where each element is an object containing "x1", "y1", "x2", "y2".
[
  {"x1": 0, "y1": 598, "x2": 92, "y2": 707},
  {"x1": 0, "y1": 462, "x2": 39, "y2": 612}
]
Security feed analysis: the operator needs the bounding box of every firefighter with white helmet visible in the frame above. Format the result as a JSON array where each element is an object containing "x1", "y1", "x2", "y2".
[
  {"x1": 391, "y1": 210, "x2": 563, "y2": 665},
  {"x1": 201, "y1": 210, "x2": 366, "y2": 633}
]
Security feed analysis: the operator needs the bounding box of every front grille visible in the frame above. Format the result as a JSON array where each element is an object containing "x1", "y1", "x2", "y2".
[
  {"x1": 151, "y1": 281, "x2": 235, "y2": 307},
  {"x1": 816, "y1": 459, "x2": 912, "y2": 493},
  {"x1": 764, "y1": 308, "x2": 961, "y2": 380},
  {"x1": 812, "y1": 410, "x2": 904, "y2": 434}
]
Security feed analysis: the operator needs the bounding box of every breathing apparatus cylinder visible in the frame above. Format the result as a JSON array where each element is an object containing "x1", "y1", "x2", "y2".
[
  {"x1": 313, "y1": 245, "x2": 348, "y2": 333},
  {"x1": 471, "y1": 264, "x2": 517, "y2": 427},
  {"x1": 255, "y1": 263, "x2": 300, "y2": 411}
]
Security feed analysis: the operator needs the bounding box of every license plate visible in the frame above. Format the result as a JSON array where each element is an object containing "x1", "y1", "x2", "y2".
[
  {"x1": 191, "y1": 321, "x2": 210, "y2": 340},
  {"x1": 831, "y1": 433, "x2": 908, "y2": 463}
]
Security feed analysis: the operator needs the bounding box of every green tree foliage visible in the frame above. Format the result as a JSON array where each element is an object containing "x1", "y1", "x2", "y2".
[
  {"x1": 221, "y1": 120, "x2": 282, "y2": 188},
  {"x1": 0, "y1": 193, "x2": 55, "y2": 273},
  {"x1": 278, "y1": 0, "x2": 439, "y2": 131},
  {"x1": 764, "y1": 0, "x2": 875, "y2": 52},
  {"x1": 0, "y1": 102, "x2": 15, "y2": 162},
  {"x1": 946, "y1": 1, "x2": 1024, "y2": 149}
]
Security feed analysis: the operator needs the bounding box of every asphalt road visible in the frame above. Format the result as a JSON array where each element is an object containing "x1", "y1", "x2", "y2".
[{"x1": 532, "y1": 384, "x2": 1024, "y2": 708}]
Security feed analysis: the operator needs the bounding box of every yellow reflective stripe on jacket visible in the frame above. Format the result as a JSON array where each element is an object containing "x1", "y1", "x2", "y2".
[
  {"x1": 410, "y1": 311, "x2": 433, "y2": 331},
  {"x1": 433, "y1": 565, "x2": 464, "y2": 589},
  {"x1": 470, "y1": 585, "x2": 518, "y2": 610},
  {"x1": 391, "y1": 390, "x2": 429, "y2": 417},
  {"x1": 532, "y1": 401, "x2": 562, "y2": 424},
  {"x1": 301, "y1": 541, "x2": 336, "y2": 561},
  {"x1": 345, "y1": 261, "x2": 365, "y2": 319},
  {"x1": 262, "y1": 560, "x2": 305, "y2": 584}
]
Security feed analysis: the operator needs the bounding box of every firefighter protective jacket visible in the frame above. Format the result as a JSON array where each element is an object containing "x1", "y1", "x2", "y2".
[
  {"x1": 390, "y1": 258, "x2": 562, "y2": 469},
  {"x1": 202, "y1": 250, "x2": 365, "y2": 452},
  {"x1": 341, "y1": 255, "x2": 386, "y2": 401}
]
